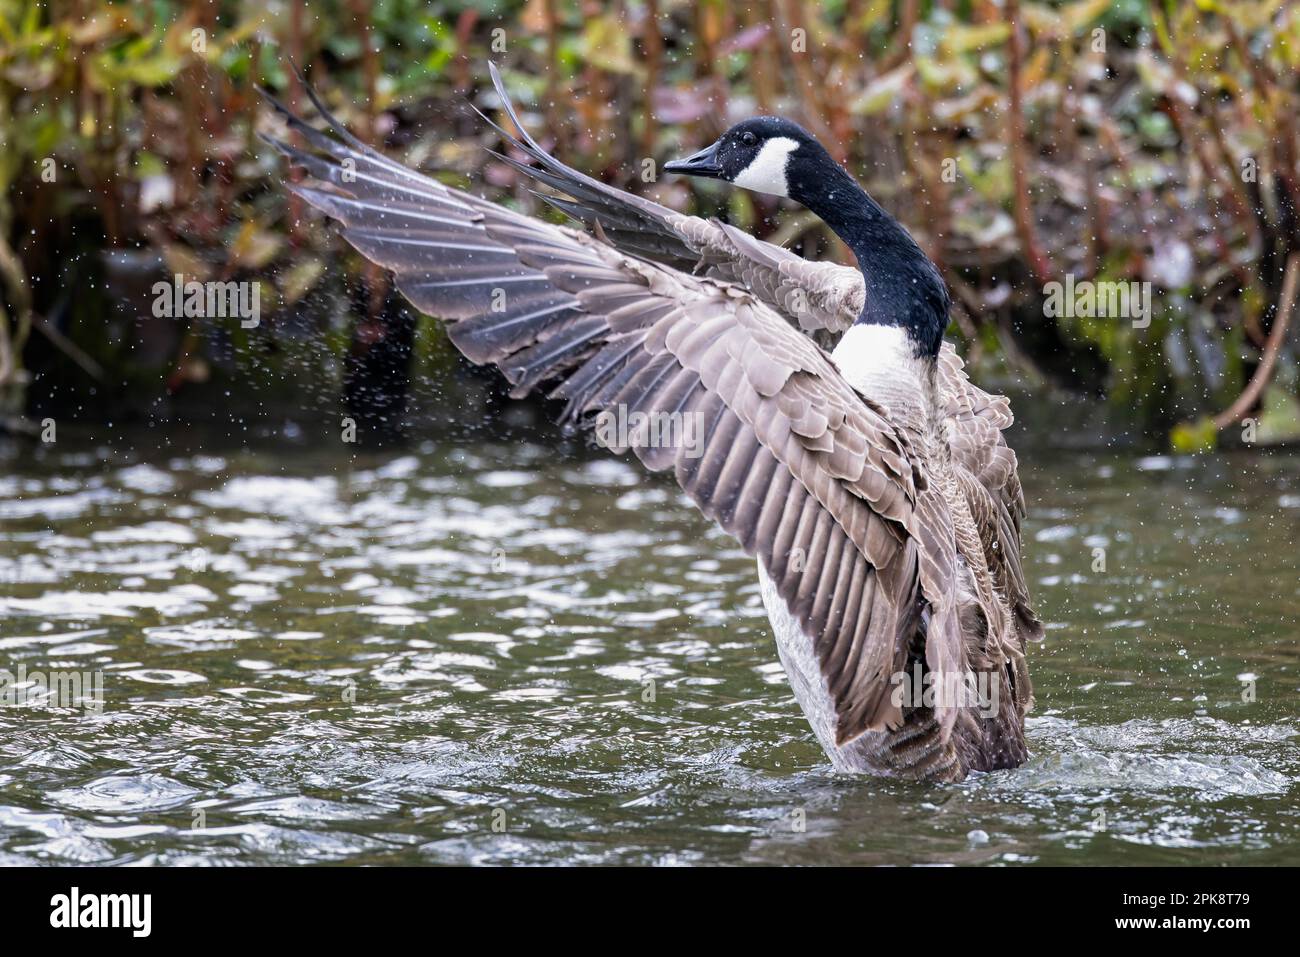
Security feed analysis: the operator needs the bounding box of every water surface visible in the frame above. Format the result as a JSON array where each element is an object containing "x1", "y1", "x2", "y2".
[{"x1": 2, "y1": 430, "x2": 1298, "y2": 865}]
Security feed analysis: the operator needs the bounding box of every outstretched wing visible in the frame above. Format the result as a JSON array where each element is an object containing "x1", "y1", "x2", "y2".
[
  {"x1": 477, "y1": 63, "x2": 864, "y2": 341},
  {"x1": 259, "y1": 77, "x2": 966, "y2": 753}
]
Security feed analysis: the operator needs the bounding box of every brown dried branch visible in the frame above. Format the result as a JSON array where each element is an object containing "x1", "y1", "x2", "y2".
[
  {"x1": 1213, "y1": 253, "x2": 1300, "y2": 430},
  {"x1": 1005, "y1": 0, "x2": 1054, "y2": 286},
  {"x1": 640, "y1": 0, "x2": 663, "y2": 164}
]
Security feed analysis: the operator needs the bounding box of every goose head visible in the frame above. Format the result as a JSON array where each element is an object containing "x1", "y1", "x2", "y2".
[
  {"x1": 664, "y1": 118, "x2": 825, "y2": 201},
  {"x1": 666, "y1": 118, "x2": 951, "y2": 360}
]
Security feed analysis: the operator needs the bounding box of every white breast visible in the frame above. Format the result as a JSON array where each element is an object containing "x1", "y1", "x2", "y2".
[
  {"x1": 829, "y1": 323, "x2": 923, "y2": 389},
  {"x1": 830, "y1": 323, "x2": 937, "y2": 436}
]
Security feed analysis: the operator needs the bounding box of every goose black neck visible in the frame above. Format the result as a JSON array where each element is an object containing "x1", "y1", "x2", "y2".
[{"x1": 788, "y1": 162, "x2": 949, "y2": 358}]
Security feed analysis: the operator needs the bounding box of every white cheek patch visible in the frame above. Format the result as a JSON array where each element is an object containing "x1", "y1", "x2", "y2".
[{"x1": 732, "y1": 137, "x2": 800, "y2": 197}]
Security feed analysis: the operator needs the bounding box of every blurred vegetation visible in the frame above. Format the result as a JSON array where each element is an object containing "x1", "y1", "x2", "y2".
[{"x1": 2, "y1": 0, "x2": 1299, "y2": 449}]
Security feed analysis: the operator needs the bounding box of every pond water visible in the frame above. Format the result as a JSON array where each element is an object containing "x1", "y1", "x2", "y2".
[{"x1": 1, "y1": 427, "x2": 1298, "y2": 865}]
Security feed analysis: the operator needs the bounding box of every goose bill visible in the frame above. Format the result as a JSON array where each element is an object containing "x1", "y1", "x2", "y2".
[{"x1": 664, "y1": 142, "x2": 724, "y2": 178}]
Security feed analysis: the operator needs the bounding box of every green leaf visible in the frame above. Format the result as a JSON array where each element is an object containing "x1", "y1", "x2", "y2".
[
  {"x1": 850, "y1": 66, "x2": 912, "y2": 116},
  {"x1": 1257, "y1": 384, "x2": 1300, "y2": 443},
  {"x1": 280, "y1": 258, "x2": 326, "y2": 306},
  {"x1": 581, "y1": 14, "x2": 639, "y2": 76},
  {"x1": 1062, "y1": 0, "x2": 1114, "y2": 33},
  {"x1": 939, "y1": 22, "x2": 1010, "y2": 55},
  {"x1": 1170, "y1": 416, "x2": 1218, "y2": 452}
]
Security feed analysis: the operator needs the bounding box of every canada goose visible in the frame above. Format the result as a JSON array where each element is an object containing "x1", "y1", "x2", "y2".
[{"x1": 259, "y1": 64, "x2": 1043, "y2": 782}]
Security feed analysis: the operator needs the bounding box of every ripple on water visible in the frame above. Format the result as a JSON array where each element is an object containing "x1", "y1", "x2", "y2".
[
  {"x1": 986, "y1": 715, "x2": 1298, "y2": 799},
  {"x1": 48, "y1": 774, "x2": 201, "y2": 813},
  {"x1": 2, "y1": 441, "x2": 1298, "y2": 865},
  {"x1": 121, "y1": 669, "x2": 208, "y2": 685},
  {"x1": 144, "y1": 622, "x2": 261, "y2": 646},
  {"x1": 0, "y1": 586, "x2": 216, "y2": 620}
]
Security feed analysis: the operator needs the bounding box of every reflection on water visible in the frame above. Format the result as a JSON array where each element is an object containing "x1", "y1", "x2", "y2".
[{"x1": 1, "y1": 431, "x2": 1298, "y2": 865}]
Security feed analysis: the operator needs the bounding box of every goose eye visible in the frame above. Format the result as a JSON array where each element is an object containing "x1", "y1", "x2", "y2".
[{"x1": 740, "y1": 132, "x2": 757, "y2": 147}]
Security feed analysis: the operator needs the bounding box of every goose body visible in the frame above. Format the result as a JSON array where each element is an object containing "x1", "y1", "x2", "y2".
[{"x1": 261, "y1": 65, "x2": 1043, "y2": 782}]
